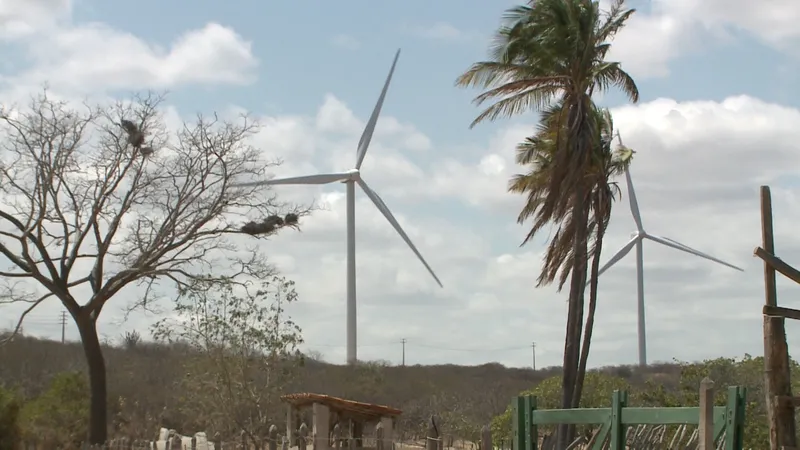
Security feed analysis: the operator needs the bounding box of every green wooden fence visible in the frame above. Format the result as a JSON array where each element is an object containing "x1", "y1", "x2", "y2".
[{"x1": 512, "y1": 386, "x2": 747, "y2": 450}]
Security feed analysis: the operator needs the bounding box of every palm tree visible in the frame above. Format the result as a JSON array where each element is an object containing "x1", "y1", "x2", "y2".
[
  {"x1": 456, "y1": 0, "x2": 639, "y2": 444},
  {"x1": 572, "y1": 109, "x2": 634, "y2": 410},
  {"x1": 508, "y1": 105, "x2": 633, "y2": 405}
]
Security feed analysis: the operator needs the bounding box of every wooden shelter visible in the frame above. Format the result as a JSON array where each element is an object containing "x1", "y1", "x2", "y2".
[{"x1": 281, "y1": 393, "x2": 401, "y2": 450}]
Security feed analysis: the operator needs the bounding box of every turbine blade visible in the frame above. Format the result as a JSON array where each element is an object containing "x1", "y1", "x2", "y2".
[
  {"x1": 645, "y1": 234, "x2": 744, "y2": 271},
  {"x1": 357, "y1": 179, "x2": 443, "y2": 287},
  {"x1": 354, "y1": 49, "x2": 401, "y2": 170},
  {"x1": 585, "y1": 236, "x2": 639, "y2": 286},
  {"x1": 232, "y1": 172, "x2": 350, "y2": 187},
  {"x1": 625, "y1": 169, "x2": 644, "y2": 232}
]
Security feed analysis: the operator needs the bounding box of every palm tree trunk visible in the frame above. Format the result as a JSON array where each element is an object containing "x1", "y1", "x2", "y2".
[
  {"x1": 572, "y1": 199, "x2": 606, "y2": 409},
  {"x1": 558, "y1": 192, "x2": 590, "y2": 448}
]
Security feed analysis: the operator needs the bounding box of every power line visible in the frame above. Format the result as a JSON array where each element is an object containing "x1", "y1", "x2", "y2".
[
  {"x1": 406, "y1": 342, "x2": 530, "y2": 353},
  {"x1": 303, "y1": 340, "x2": 529, "y2": 353}
]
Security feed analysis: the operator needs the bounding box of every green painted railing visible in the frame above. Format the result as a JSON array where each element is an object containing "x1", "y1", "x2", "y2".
[{"x1": 511, "y1": 386, "x2": 747, "y2": 450}]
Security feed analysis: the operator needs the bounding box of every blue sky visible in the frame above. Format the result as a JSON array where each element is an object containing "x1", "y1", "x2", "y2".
[{"x1": 1, "y1": 0, "x2": 800, "y2": 367}]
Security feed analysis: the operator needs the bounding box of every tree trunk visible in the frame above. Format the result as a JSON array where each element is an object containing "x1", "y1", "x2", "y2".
[
  {"x1": 557, "y1": 192, "x2": 589, "y2": 448},
  {"x1": 572, "y1": 216, "x2": 604, "y2": 409},
  {"x1": 76, "y1": 313, "x2": 108, "y2": 444}
]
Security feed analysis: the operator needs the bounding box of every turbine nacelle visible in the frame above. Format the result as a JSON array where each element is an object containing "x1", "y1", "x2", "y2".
[{"x1": 341, "y1": 168, "x2": 361, "y2": 183}]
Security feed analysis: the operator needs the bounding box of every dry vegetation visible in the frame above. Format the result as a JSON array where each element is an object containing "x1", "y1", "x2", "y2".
[{"x1": 0, "y1": 332, "x2": 679, "y2": 439}]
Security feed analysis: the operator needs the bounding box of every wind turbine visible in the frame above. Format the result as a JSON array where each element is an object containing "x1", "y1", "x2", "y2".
[
  {"x1": 592, "y1": 167, "x2": 743, "y2": 367},
  {"x1": 232, "y1": 49, "x2": 443, "y2": 365}
]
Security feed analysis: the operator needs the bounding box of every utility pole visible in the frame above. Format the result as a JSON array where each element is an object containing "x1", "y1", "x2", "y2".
[
  {"x1": 59, "y1": 311, "x2": 67, "y2": 344},
  {"x1": 401, "y1": 338, "x2": 406, "y2": 366},
  {"x1": 531, "y1": 342, "x2": 536, "y2": 371}
]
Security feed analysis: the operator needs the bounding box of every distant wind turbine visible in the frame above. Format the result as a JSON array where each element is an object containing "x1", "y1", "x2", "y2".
[
  {"x1": 232, "y1": 49, "x2": 443, "y2": 365},
  {"x1": 590, "y1": 167, "x2": 743, "y2": 367}
]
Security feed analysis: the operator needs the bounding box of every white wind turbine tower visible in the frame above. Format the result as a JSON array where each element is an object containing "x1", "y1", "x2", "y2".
[
  {"x1": 592, "y1": 167, "x2": 743, "y2": 367},
  {"x1": 233, "y1": 49, "x2": 443, "y2": 365}
]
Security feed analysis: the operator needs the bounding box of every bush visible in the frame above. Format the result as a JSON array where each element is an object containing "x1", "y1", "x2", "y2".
[
  {"x1": 18, "y1": 371, "x2": 89, "y2": 448},
  {"x1": 490, "y1": 372, "x2": 630, "y2": 441},
  {"x1": 0, "y1": 385, "x2": 22, "y2": 450}
]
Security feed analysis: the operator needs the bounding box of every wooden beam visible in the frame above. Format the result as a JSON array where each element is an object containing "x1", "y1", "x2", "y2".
[
  {"x1": 765, "y1": 305, "x2": 800, "y2": 321},
  {"x1": 760, "y1": 186, "x2": 798, "y2": 450},
  {"x1": 755, "y1": 247, "x2": 800, "y2": 286},
  {"x1": 762, "y1": 187, "x2": 778, "y2": 306}
]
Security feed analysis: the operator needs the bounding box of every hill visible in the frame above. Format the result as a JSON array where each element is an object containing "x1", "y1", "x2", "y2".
[{"x1": 0, "y1": 333, "x2": 686, "y2": 438}]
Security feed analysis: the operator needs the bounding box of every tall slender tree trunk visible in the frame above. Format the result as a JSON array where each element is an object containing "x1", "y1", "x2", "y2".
[
  {"x1": 76, "y1": 312, "x2": 108, "y2": 444},
  {"x1": 572, "y1": 204, "x2": 605, "y2": 408},
  {"x1": 558, "y1": 191, "x2": 590, "y2": 449}
]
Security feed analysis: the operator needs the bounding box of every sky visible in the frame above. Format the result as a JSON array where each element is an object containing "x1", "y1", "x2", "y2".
[{"x1": 1, "y1": 0, "x2": 800, "y2": 369}]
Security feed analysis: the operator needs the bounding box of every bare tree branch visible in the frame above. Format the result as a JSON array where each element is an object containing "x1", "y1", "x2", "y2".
[{"x1": 0, "y1": 88, "x2": 310, "y2": 332}]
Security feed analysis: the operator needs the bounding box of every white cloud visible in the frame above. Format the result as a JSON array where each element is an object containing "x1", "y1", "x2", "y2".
[
  {"x1": 0, "y1": 1, "x2": 257, "y2": 94},
  {"x1": 599, "y1": 0, "x2": 800, "y2": 78},
  {"x1": 0, "y1": 0, "x2": 71, "y2": 40},
  {"x1": 331, "y1": 34, "x2": 361, "y2": 51}
]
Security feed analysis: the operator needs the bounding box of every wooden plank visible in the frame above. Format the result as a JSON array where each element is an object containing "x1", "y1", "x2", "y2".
[
  {"x1": 765, "y1": 305, "x2": 800, "y2": 321},
  {"x1": 755, "y1": 247, "x2": 800, "y2": 286},
  {"x1": 620, "y1": 406, "x2": 727, "y2": 425},
  {"x1": 532, "y1": 408, "x2": 610, "y2": 425},
  {"x1": 761, "y1": 187, "x2": 778, "y2": 307}
]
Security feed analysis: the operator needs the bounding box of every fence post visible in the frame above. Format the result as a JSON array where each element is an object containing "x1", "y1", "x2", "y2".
[
  {"x1": 724, "y1": 386, "x2": 747, "y2": 450},
  {"x1": 609, "y1": 390, "x2": 627, "y2": 450},
  {"x1": 426, "y1": 416, "x2": 439, "y2": 450},
  {"x1": 299, "y1": 423, "x2": 309, "y2": 450},
  {"x1": 269, "y1": 425, "x2": 279, "y2": 450},
  {"x1": 511, "y1": 397, "x2": 524, "y2": 450},
  {"x1": 213, "y1": 432, "x2": 221, "y2": 450},
  {"x1": 481, "y1": 425, "x2": 491, "y2": 450},
  {"x1": 699, "y1": 378, "x2": 715, "y2": 450}
]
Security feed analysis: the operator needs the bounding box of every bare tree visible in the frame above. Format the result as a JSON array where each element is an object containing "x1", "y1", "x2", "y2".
[{"x1": 0, "y1": 89, "x2": 306, "y2": 443}]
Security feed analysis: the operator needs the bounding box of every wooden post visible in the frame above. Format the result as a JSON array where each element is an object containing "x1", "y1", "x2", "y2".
[
  {"x1": 426, "y1": 416, "x2": 439, "y2": 450},
  {"x1": 761, "y1": 186, "x2": 798, "y2": 449},
  {"x1": 213, "y1": 432, "x2": 221, "y2": 450},
  {"x1": 481, "y1": 425, "x2": 492, "y2": 450},
  {"x1": 698, "y1": 377, "x2": 714, "y2": 450},
  {"x1": 269, "y1": 425, "x2": 279, "y2": 450}
]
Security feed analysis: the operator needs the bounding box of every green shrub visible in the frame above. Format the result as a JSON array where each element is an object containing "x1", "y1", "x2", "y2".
[
  {"x1": 490, "y1": 372, "x2": 630, "y2": 441},
  {"x1": 18, "y1": 371, "x2": 89, "y2": 448},
  {"x1": 0, "y1": 385, "x2": 22, "y2": 450}
]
